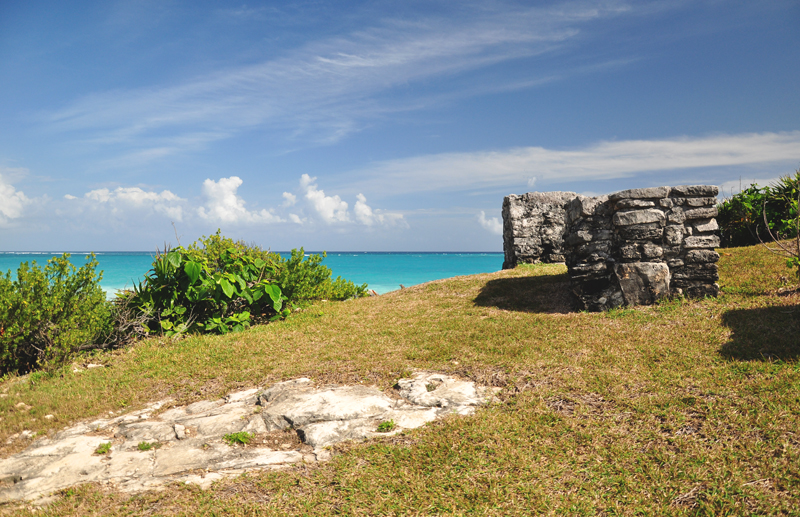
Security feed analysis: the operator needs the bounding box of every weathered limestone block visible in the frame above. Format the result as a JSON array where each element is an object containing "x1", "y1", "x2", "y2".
[
  {"x1": 671, "y1": 264, "x2": 720, "y2": 282},
  {"x1": 616, "y1": 223, "x2": 664, "y2": 241},
  {"x1": 642, "y1": 243, "x2": 663, "y2": 259},
  {"x1": 683, "y1": 207, "x2": 718, "y2": 220},
  {"x1": 684, "y1": 235, "x2": 720, "y2": 249},
  {"x1": 502, "y1": 191, "x2": 577, "y2": 268},
  {"x1": 693, "y1": 219, "x2": 719, "y2": 233},
  {"x1": 672, "y1": 281, "x2": 720, "y2": 298},
  {"x1": 609, "y1": 186, "x2": 670, "y2": 200},
  {"x1": 665, "y1": 225, "x2": 685, "y2": 245},
  {"x1": 685, "y1": 249, "x2": 720, "y2": 263},
  {"x1": 667, "y1": 208, "x2": 686, "y2": 224},
  {"x1": 670, "y1": 185, "x2": 719, "y2": 197},
  {"x1": 613, "y1": 208, "x2": 666, "y2": 226},
  {"x1": 615, "y1": 262, "x2": 671, "y2": 305},
  {"x1": 567, "y1": 194, "x2": 610, "y2": 220},
  {"x1": 615, "y1": 199, "x2": 655, "y2": 209}
]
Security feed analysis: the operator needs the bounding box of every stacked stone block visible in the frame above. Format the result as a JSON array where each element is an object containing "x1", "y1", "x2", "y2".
[
  {"x1": 563, "y1": 185, "x2": 720, "y2": 310},
  {"x1": 501, "y1": 191, "x2": 577, "y2": 269}
]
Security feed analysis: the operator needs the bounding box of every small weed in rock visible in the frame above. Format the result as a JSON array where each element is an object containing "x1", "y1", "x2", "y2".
[
  {"x1": 223, "y1": 432, "x2": 253, "y2": 446},
  {"x1": 137, "y1": 441, "x2": 161, "y2": 451},
  {"x1": 95, "y1": 442, "x2": 112, "y2": 455},
  {"x1": 376, "y1": 420, "x2": 396, "y2": 433}
]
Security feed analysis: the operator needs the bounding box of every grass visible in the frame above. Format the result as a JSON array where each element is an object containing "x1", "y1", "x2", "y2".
[
  {"x1": 223, "y1": 432, "x2": 254, "y2": 446},
  {"x1": 0, "y1": 243, "x2": 798, "y2": 515},
  {"x1": 94, "y1": 442, "x2": 111, "y2": 455},
  {"x1": 376, "y1": 420, "x2": 396, "y2": 433}
]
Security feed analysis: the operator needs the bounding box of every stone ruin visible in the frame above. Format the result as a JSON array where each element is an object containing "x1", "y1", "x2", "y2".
[{"x1": 502, "y1": 185, "x2": 720, "y2": 311}]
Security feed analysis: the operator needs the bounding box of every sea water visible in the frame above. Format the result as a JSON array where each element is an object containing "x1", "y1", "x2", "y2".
[{"x1": 0, "y1": 251, "x2": 504, "y2": 297}]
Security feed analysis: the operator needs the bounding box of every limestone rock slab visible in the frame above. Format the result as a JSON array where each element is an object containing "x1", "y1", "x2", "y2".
[{"x1": 0, "y1": 372, "x2": 495, "y2": 504}]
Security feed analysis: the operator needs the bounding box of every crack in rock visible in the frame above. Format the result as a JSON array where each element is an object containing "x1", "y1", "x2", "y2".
[{"x1": 0, "y1": 372, "x2": 499, "y2": 504}]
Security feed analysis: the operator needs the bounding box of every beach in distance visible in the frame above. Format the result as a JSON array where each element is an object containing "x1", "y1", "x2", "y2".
[{"x1": 0, "y1": 252, "x2": 504, "y2": 297}]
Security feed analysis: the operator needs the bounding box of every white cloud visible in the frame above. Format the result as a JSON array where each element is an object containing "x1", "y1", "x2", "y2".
[
  {"x1": 299, "y1": 174, "x2": 350, "y2": 223},
  {"x1": 289, "y1": 213, "x2": 304, "y2": 224},
  {"x1": 197, "y1": 176, "x2": 283, "y2": 224},
  {"x1": 352, "y1": 131, "x2": 800, "y2": 194},
  {"x1": 527, "y1": 176, "x2": 538, "y2": 188},
  {"x1": 478, "y1": 211, "x2": 503, "y2": 235},
  {"x1": 282, "y1": 192, "x2": 297, "y2": 206},
  {"x1": 354, "y1": 193, "x2": 406, "y2": 227},
  {"x1": 0, "y1": 174, "x2": 31, "y2": 224},
  {"x1": 81, "y1": 186, "x2": 185, "y2": 221}
]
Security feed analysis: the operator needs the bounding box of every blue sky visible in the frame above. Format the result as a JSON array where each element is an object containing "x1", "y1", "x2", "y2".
[{"x1": 1, "y1": 0, "x2": 798, "y2": 251}]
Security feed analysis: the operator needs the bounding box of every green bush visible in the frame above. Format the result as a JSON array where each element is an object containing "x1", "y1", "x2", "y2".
[
  {"x1": 127, "y1": 243, "x2": 289, "y2": 337},
  {"x1": 717, "y1": 170, "x2": 800, "y2": 247},
  {"x1": 0, "y1": 254, "x2": 111, "y2": 374},
  {"x1": 274, "y1": 248, "x2": 368, "y2": 303},
  {"x1": 126, "y1": 233, "x2": 369, "y2": 337}
]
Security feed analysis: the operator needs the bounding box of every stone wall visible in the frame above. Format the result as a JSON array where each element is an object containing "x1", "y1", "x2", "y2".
[
  {"x1": 502, "y1": 185, "x2": 720, "y2": 311},
  {"x1": 502, "y1": 191, "x2": 577, "y2": 269}
]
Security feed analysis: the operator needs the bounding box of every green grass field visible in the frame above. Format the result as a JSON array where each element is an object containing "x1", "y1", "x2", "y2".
[{"x1": 1, "y1": 243, "x2": 798, "y2": 515}]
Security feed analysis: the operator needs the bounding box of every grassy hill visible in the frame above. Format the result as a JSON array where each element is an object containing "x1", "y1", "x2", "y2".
[{"x1": 1, "y1": 243, "x2": 798, "y2": 515}]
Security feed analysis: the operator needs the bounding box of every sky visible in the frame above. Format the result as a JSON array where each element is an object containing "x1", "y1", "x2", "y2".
[{"x1": 0, "y1": 0, "x2": 798, "y2": 252}]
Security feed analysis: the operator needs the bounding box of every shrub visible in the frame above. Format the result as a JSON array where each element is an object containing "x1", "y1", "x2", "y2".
[
  {"x1": 718, "y1": 170, "x2": 800, "y2": 247},
  {"x1": 274, "y1": 248, "x2": 368, "y2": 303},
  {"x1": 0, "y1": 254, "x2": 112, "y2": 374},
  {"x1": 127, "y1": 232, "x2": 369, "y2": 337},
  {"x1": 127, "y1": 244, "x2": 289, "y2": 337}
]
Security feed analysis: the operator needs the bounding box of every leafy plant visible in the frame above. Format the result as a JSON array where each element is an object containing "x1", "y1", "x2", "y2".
[
  {"x1": 95, "y1": 442, "x2": 112, "y2": 455},
  {"x1": 0, "y1": 254, "x2": 112, "y2": 374},
  {"x1": 759, "y1": 185, "x2": 800, "y2": 285},
  {"x1": 137, "y1": 441, "x2": 160, "y2": 451},
  {"x1": 274, "y1": 248, "x2": 368, "y2": 303},
  {"x1": 376, "y1": 420, "x2": 396, "y2": 433},
  {"x1": 718, "y1": 170, "x2": 800, "y2": 247},
  {"x1": 128, "y1": 241, "x2": 290, "y2": 336},
  {"x1": 223, "y1": 431, "x2": 253, "y2": 445},
  {"x1": 126, "y1": 232, "x2": 368, "y2": 336}
]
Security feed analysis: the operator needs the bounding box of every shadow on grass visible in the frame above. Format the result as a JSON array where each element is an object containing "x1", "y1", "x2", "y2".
[
  {"x1": 474, "y1": 272, "x2": 575, "y2": 314},
  {"x1": 720, "y1": 304, "x2": 800, "y2": 361}
]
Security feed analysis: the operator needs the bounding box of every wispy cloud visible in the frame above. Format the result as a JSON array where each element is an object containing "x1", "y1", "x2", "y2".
[
  {"x1": 350, "y1": 131, "x2": 800, "y2": 194},
  {"x1": 45, "y1": 2, "x2": 628, "y2": 159}
]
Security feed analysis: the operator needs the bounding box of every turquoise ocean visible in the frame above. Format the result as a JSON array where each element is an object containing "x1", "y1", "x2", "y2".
[{"x1": 0, "y1": 252, "x2": 504, "y2": 297}]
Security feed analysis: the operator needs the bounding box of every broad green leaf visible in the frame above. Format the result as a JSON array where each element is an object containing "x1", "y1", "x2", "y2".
[
  {"x1": 167, "y1": 251, "x2": 182, "y2": 269},
  {"x1": 184, "y1": 261, "x2": 202, "y2": 284},
  {"x1": 219, "y1": 278, "x2": 234, "y2": 299},
  {"x1": 160, "y1": 320, "x2": 174, "y2": 330},
  {"x1": 264, "y1": 284, "x2": 281, "y2": 302}
]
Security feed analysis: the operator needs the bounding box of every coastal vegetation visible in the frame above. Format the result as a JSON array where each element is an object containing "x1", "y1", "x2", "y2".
[
  {"x1": 0, "y1": 231, "x2": 367, "y2": 375},
  {"x1": 0, "y1": 241, "x2": 797, "y2": 514},
  {"x1": 717, "y1": 169, "x2": 799, "y2": 248}
]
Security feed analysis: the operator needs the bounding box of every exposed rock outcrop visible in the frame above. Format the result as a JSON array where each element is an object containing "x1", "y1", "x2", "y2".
[{"x1": 0, "y1": 372, "x2": 498, "y2": 504}]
